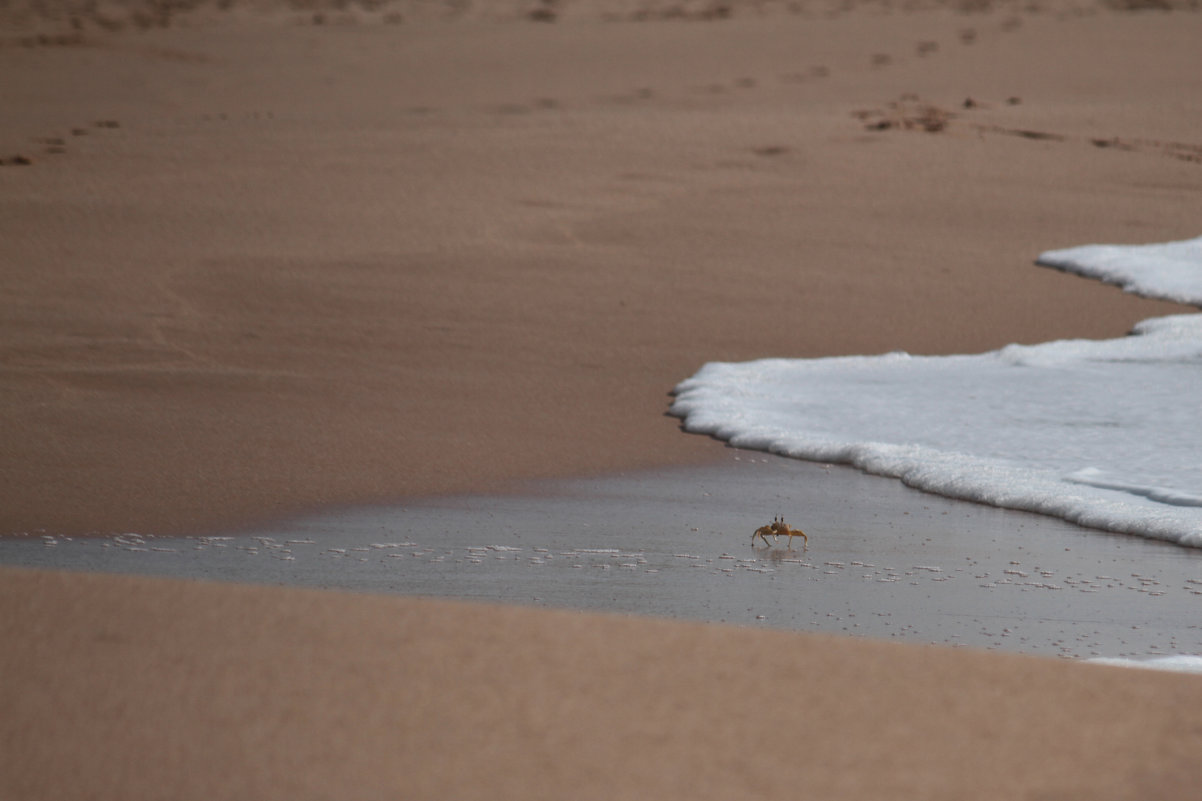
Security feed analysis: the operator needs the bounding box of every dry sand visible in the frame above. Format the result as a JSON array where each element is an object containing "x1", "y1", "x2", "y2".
[
  {"x1": 6, "y1": 566, "x2": 1202, "y2": 801},
  {"x1": 3, "y1": 2, "x2": 1202, "y2": 798},
  {"x1": 2, "y1": 2, "x2": 1199, "y2": 535}
]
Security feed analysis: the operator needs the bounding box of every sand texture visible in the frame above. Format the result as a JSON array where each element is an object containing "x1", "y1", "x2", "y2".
[
  {"x1": 5, "y1": 567, "x2": 1202, "y2": 801},
  {"x1": 4, "y1": 3, "x2": 1202, "y2": 798},
  {"x1": 2, "y1": 3, "x2": 1200, "y2": 535}
]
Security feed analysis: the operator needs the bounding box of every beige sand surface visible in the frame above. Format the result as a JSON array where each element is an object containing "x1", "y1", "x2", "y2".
[
  {"x1": 4, "y1": 3, "x2": 1202, "y2": 798},
  {"x1": 2, "y1": 2, "x2": 1199, "y2": 535},
  {"x1": 6, "y1": 566, "x2": 1202, "y2": 801}
]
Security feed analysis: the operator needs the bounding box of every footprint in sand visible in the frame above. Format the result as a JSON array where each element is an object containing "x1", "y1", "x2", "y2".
[
  {"x1": 490, "y1": 102, "x2": 532, "y2": 115},
  {"x1": 854, "y1": 95, "x2": 955, "y2": 133},
  {"x1": 36, "y1": 136, "x2": 67, "y2": 154},
  {"x1": 862, "y1": 92, "x2": 1202, "y2": 165},
  {"x1": 12, "y1": 32, "x2": 85, "y2": 48},
  {"x1": 774, "y1": 66, "x2": 831, "y2": 87},
  {"x1": 600, "y1": 88, "x2": 654, "y2": 105},
  {"x1": 751, "y1": 145, "x2": 791, "y2": 157},
  {"x1": 11, "y1": 118, "x2": 123, "y2": 164}
]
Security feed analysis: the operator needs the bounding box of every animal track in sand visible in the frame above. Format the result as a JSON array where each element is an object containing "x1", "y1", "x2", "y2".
[
  {"x1": 601, "y1": 87, "x2": 655, "y2": 105},
  {"x1": 0, "y1": 31, "x2": 86, "y2": 49},
  {"x1": 1, "y1": 119, "x2": 122, "y2": 167},
  {"x1": 198, "y1": 111, "x2": 275, "y2": 122},
  {"x1": 779, "y1": 65, "x2": 830, "y2": 83},
  {"x1": 853, "y1": 95, "x2": 953, "y2": 133},
  {"x1": 857, "y1": 93, "x2": 1202, "y2": 166}
]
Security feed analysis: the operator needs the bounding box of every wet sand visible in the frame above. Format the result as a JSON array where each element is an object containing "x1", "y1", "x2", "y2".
[
  {"x1": 5, "y1": 2, "x2": 1202, "y2": 798},
  {"x1": 7, "y1": 454, "x2": 1202, "y2": 660}
]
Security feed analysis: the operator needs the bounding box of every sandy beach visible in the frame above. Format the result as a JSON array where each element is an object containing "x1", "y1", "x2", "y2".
[
  {"x1": 7, "y1": 564, "x2": 1202, "y2": 800},
  {"x1": 4, "y1": 0, "x2": 1202, "y2": 797},
  {"x1": 2, "y1": 1, "x2": 1198, "y2": 536}
]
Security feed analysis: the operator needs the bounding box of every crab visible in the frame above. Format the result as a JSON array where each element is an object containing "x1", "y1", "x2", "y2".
[
  {"x1": 752, "y1": 518, "x2": 777, "y2": 546},
  {"x1": 751, "y1": 515, "x2": 808, "y2": 549}
]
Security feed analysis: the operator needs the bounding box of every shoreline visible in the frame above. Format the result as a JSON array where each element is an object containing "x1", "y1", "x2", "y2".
[{"x1": 7, "y1": 453, "x2": 1202, "y2": 661}]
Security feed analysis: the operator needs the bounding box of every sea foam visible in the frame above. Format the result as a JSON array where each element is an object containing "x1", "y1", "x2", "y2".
[
  {"x1": 1088, "y1": 655, "x2": 1202, "y2": 674},
  {"x1": 1038, "y1": 235, "x2": 1202, "y2": 306},
  {"x1": 671, "y1": 237, "x2": 1202, "y2": 547}
]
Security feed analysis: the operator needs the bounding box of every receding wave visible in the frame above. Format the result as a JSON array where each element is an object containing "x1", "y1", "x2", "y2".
[{"x1": 672, "y1": 237, "x2": 1202, "y2": 547}]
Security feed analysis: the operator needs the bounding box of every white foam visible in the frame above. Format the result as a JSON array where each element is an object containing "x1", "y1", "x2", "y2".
[
  {"x1": 1037, "y1": 235, "x2": 1202, "y2": 305},
  {"x1": 1087, "y1": 655, "x2": 1202, "y2": 674},
  {"x1": 671, "y1": 237, "x2": 1202, "y2": 547}
]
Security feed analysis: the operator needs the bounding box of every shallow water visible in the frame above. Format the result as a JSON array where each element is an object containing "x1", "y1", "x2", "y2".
[{"x1": 6, "y1": 454, "x2": 1202, "y2": 662}]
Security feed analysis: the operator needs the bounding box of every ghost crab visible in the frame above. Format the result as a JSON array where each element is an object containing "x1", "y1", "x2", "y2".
[{"x1": 751, "y1": 515, "x2": 808, "y2": 549}]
